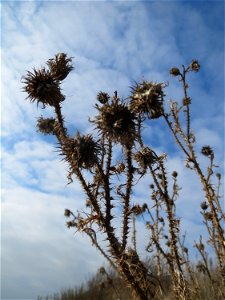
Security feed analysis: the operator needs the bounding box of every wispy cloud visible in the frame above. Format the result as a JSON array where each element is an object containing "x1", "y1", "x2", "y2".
[{"x1": 1, "y1": 1, "x2": 224, "y2": 299}]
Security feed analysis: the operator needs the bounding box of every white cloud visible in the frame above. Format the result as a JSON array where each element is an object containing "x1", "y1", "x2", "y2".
[{"x1": 1, "y1": 186, "x2": 105, "y2": 299}]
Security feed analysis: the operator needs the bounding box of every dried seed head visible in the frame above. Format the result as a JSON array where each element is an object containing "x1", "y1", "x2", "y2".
[
  {"x1": 190, "y1": 60, "x2": 200, "y2": 72},
  {"x1": 135, "y1": 147, "x2": 158, "y2": 169},
  {"x1": 93, "y1": 98, "x2": 136, "y2": 145},
  {"x1": 97, "y1": 91, "x2": 110, "y2": 104},
  {"x1": 132, "y1": 205, "x2": 143, "y2": 216},
  {"x1": 204, "y1": 212, "x2": 213, "y2": 221},
  {"x1": 23, "y1": 68, "x2": 64, "y2": 107},
  {"x1": 157, "y1": 173, "x2": 163, "y2": 179},
  {"x1": 66, "y1": 220, "x2": 77, "y2": 228},
  {"x1": 172, "y1": 171, "x2": 178, "y2": 178},
  {"x1": 47, "y1": 53, "x2": 73, "y2": 81},
  {"x1": 36, "y1": 116, "x2": 56, "y2": 135},
  {"x1": 201, "y1": 146, "x2": 214, "y2": 157},
  {"x1": 64, "y1": 209, "x2": 71, "y2": 217},
  {"x1": 198, "y1": 242, "x2": 205, "y2": 251},
  {"x1": 216, "y1": 173, "x2": 221, "y2": 180},
  {"x1": 116, "y1": 162, "x2": 126, "y2": 173},
  {"x1": 130, "y1": 81, "x2": 165, "y2": 119},
  {"x1": 166, "y1": 240, "x2": 171, "y2": 247},
  {"x1": 86, "y1": 200, "x2": 92, "y2": 207},
  {"x1": 62, "y1": 133, "x2": 100, "y2": 170},
  {"x1": 142, "y1": 203, "x2": 148, "y2": 212},
  {"x1": 183, "y1": 97, "x2": 191, "y2": 106},
  {"x1": 146, "y1": 221, "x2": 151, "y2": 229},
  {"x1": 201, "y1": 201, "x2": 208, "y2": 210},
  {"x1": 183, "y1": 247, "x2": 188, "y2": 254},
  {"x1": 170, "y1": 67, "x2": 181, "y2": 76}
]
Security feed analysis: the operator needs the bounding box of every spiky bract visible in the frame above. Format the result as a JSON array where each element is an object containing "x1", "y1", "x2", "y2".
[
  {"x1": 130, "y1": 81, "x2": 165, "y2": 119},
  {"x1": 62, "y1": 133, "x2": 100, "y2": 170},
  {"x1": 23, "y1": 68, "x2": 64, "y2": 107},
  {"x1": 47, "y1": 53, "x2": 73, "y2": 81},
  {"x1": 36, "y1": 116, "x2": 56, "y2": 135},
  {"x1": 93, "y1": 99, "x2": 136, "y2": 145}
]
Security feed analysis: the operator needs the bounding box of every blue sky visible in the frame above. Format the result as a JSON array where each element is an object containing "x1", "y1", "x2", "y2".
[{"x1": 1, "y1": 1, "x2": 224, "y2": 299}]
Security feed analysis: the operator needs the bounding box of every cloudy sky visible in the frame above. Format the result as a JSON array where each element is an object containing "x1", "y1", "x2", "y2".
[{"x1": 1, "y1": 1, "x2": 224, "y2": 299}]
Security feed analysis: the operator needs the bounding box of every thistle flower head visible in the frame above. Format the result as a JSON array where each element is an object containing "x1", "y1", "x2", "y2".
[
  {"x1": 23, "y1": 68, "x2": 64, "y2": 107},
  {"x1": 62, "y1": 133, "x2": 100, "y2": 170},
  {"x1": 130, "y1": 81, "x2": 165, "y2": 119},
  {"x1": 135, "y1": 147, "x2": 158, "y2": 169},
  {"x1": 93, "y1": 98, "x2": 136, "y2": 145},
  {"x1": 36, "y1": 116, "x2": 56, "y2": 135},
  {"x1": 47, "y1": 53, "x2": 73, "y2": 81}
]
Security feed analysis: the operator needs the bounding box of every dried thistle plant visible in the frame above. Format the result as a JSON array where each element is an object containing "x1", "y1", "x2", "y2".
[{"x1": 23, "y1": 54, "x2": 224, "y2": 300}]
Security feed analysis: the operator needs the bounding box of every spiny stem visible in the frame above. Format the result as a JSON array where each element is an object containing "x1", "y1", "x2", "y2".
[{"x1": 122, "y1": 144, "x2": 133, "y2": 252}]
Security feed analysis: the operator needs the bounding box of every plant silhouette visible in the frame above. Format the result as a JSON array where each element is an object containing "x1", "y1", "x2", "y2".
[{"x1": 23, "y1": 54, "x2": 224, "y2": 300}]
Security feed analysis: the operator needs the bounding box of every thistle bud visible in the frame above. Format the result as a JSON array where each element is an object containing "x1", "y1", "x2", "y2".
[
  {"x1": 64, "y1": 209, "x2": 71, "y2": 217},
  {"x1": 216, "y1": 173, "x2": 221, "y2": 180},
  {"x1": 183, "y1": 97, "x2": 191, "y2": 106},
  {"x1": 170, "y1": 67, "x2": 181, "y2": 76},
  {"x1": 97, "y1": 92, "x2": 110, "y2": 104},
  {"x1": 183, "y1": 247, "x2": 188, "y2": 254},
  {"x1": 201, "y1": 201, "x2": 208, "y2": 210},
  {"x1": 190, "y1": 60, "x2": 200, "y2": 72},
  {"x1": 201, "y1": 146, "x2": 214, "y2": 157},
  {"x1": 172, "y1": 171, "x2": 178, "y2": 178},
  {"x1": 204, "y1": 212, "x2": 213, "y2": 221}
]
